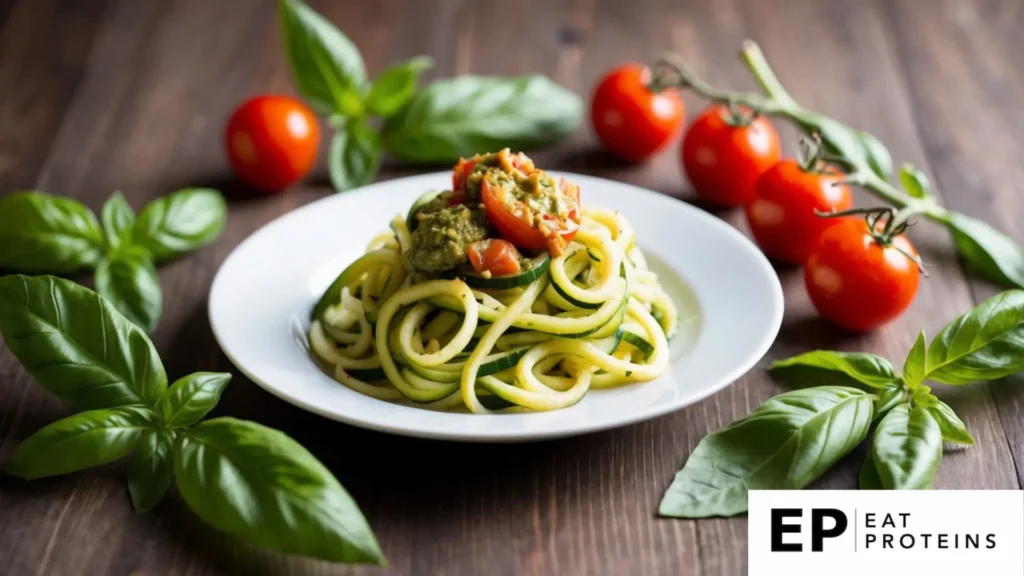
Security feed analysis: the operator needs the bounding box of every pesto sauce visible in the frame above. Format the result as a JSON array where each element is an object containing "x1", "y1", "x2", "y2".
[{"x1": 406, "y1": 204, "x2": 490, "y2": 280}]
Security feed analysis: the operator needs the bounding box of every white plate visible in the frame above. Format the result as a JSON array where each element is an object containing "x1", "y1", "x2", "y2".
[{"x1": 209, "y1": 172, "x2": 783, "y2": 442}]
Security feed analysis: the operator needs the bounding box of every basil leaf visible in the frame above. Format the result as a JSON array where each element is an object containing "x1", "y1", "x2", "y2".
[
  {"x1": 858, "y1": 453, "x2": 883, "y2": 490},
  {"x1": 927, "y1": 399, "x2": 974, "y2": 445},
  {"x1": 799, "y1": 115, "x2": 867, "y2": 166},
  {"x1": 924, "y1": 290, "x2": 1024, "y2": 384},
  {"x1": 870, "y1": 404, "x2": 942, "y2": 489},
  {"x1": 911, "y1": 386, "x2": 938, "y2": 408},
  {"x1": 365, "y1": 56, "x2": 433, "y2": 118},
  {"x1": 5, "y1": 406, "x2": 155, "y2": 479},
  {"x1": 329, "y1": 121, "x2": 381, "y2": 192},
  {"x1": 156, "y1": 372, "x2": 231, "y2": 428},
  {"x1": 902, "y1": 330, "x2": 927, "y2": 389},
  {"x1": 134, "y1": 188, "x2": 226, "y2": 263},
  {"x1": 899, "y1": 163, "x2": 931, "y2": 200},
  {"x1": 854, "y1": 130, "x2": 893, "y2": 181},
  {"x1": 658, "y1": 386, "x2": 873, "y2": 518},
  {"x1": 127, "y1": 428, "x2": 176, "y2": 513},
  {"x1": 945, "y1": 213, "x2": 1024, "y2": 289},
  {"x1": 101, "y1": 190, "x2": 136, "y2": 250},
  {"x1": 279, "y1": 0, "x2": 366, "y2": 117},
  {"x1": 381, "y1": 75, "x2": 582, "y2": 163},
  {"x1": 770, "y1": 350, "x2": 897, "y2": 390},
  {"x1": 0, "y1": 191, "x2": 104, "y2": 273},
  {"x1": 873, "y1": 384, "x2": 907, "y2": 420},
  {"x1": 94, "y1": 247, "x2": 162, "y2": 332},
  {"x1": 0, "y1": 275, "x2": 167, "y2": 408},
  {"x1": 174, "y1": 418, "x2": 385, "y2": 564}
]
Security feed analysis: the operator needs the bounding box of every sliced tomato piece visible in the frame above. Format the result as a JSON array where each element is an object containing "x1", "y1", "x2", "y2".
[
  {"x1": 451, "y1": 158, "x2": 477, "y2": 205},
  {"x1": 467, "y1": 239, "x2": 522, "y2": 277},
  {"x1": 480, "y1": 176, "x2": 580, "y2": 255},
  {"x1": 509, "y1": 152, "x2": 536, "y2": 173}
]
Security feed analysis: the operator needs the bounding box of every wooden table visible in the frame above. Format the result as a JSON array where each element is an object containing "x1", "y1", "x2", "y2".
[{"x1": 2, "y1": 0, "x2": 1023, "y2": 574}]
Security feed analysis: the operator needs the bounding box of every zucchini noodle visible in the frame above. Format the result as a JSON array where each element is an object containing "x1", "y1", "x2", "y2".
[{"x1": 309, "y1": 205, "x2": 679, "y2": 413}]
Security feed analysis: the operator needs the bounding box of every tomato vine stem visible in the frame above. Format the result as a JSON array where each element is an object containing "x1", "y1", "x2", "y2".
[{"x1": 651, "y1": 42, "x2": 951, "y2": 226}]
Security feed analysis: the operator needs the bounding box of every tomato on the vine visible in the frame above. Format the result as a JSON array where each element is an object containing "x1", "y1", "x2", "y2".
[
  {"x1": 225, "y1": 95, "x2": 320, "y2": 194},
  {"x1": 681, "y1": 105, "x2": 781, "y2": 207},
  {"x1": 745, "y1": 159, "x2": 853, "y2": 264},
  {"x1": 805, "y1": 217, "x2": 920, "y2": 332},
  {"x1": 590, "y1": 64, "x2": 684, "y2": 162}
]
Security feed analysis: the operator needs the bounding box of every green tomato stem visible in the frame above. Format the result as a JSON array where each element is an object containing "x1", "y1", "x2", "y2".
[{"x1": 738, "y1": 41, "x2": 798, "y2": 109}]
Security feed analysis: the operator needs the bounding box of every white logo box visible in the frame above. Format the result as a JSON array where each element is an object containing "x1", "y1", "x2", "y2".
[{"x1": 748, "y1": 490, "x2": 1024, "y2": 576}]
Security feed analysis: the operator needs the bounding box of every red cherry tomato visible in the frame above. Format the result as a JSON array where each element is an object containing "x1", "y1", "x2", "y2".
[
  {"x1": 681, "y1": 105, "x2": 782, "y2": 207},
  {"x1": 467, "y1": 239, "x2": 522, "y2": 277},
  {"x1": 480, "y1": 177, "x2": 580, "y2": 255},
  {"x1": 745, "y1": 160, "x2": 853, "y2": 264},
  {"x1": 225, "y1": 95, "x2": 319, "y2": 194},
  {"x1": 451, "y1": 158, "x2": 477, "y2": 204},
  {"x1": 590, "y1": 64, "x2": 684, "y2": 163},
  {"x1": 805, "y1": 218, "x2": 920, "y2": 332}
]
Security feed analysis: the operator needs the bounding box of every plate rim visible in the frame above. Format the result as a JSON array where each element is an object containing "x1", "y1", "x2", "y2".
[{"x1": 209, "y1": 171, "x2": 784, "y2": 442}]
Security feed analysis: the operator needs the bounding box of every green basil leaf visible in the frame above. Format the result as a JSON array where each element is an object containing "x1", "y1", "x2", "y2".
[
  {"x1": 911, "y1": 386, "x2": 938, "y2": 408},
  {"x1": 365, "y1": 56, "x2": 433, "y2": 118},
  {"x1": 927, "y1": 399, "x2": 974, "y2": 445},
  {"x1": 798, "y1": 115, "x2": 867, "y2": 166},
  {"x1": 329, "y1": 121, "x2": 381, "y2": 192},
  {"x1": 858, "y1": 452, "x2": 883, "y2": 490},
  {"x1": 127, "y1": 428, "x2": 176, "y2": 513},
  {"x1": 874, "y1": 384, "x2": 908, "y2": 420},
  {"x1": 945, "y1": 213, "x2": 1024, "y2": 289},
  {"x1": 156, "y1": 372, "x2": 231, "y2": 428},
  {"x1": 0, "y1": 275, "x2": 167, "y2": 408},
  {"x1": 770, "y1": 350, "x2": 897, "y2": 390},
  {"x1": 902, "y1": 330, "x2": 927, "y2": 389},
  {"x1": 855, "y1": 130, "x2": 893, "y2": 180},
  {"x1": 134, "y1": 188, "x2": 226, "y2": 263},
  {"x1": 899, "y1": 163, "x2": 931, "y2": 200},
  {"x1": 381, "y1": 75, "x2": 582, "y2": 163},
  {"x1": 279, "y1": 0, "x2": 366, "y2": 117},
  {"x1": 870, "y1": 404, "x2": 942, "y2": 489},
  {"x1": 5, "y1": 406, "x2": 156, "y2": 479},
  {"x1": 174, "y1": 418, "x2": 385, "y2": 564},
  {"x1": 94, "y1": 247, "x2": 162, "y2": 332},
  {"x1": 658, "y1": 386, "x2": 873, "y2": 518},
  {"x1": 0, "y1": 191, "x2": 104, "y2": 273},
  {"x1": 924, "y1": 290, "x2": 1024, "y2": 384},
  {"x1": 101, "y1": 190, "x2": 136, "y2": 250}
]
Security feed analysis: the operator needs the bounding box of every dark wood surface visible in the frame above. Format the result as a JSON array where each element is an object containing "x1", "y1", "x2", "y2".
[{"x1": 1, "y1": 0, "x2": 1023, "y2": 574}]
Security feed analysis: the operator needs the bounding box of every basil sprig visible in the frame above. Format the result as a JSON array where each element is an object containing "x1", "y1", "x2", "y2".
[
  {"x1": 662, "y1": 291, "x2": 1024, "y2": 517},
  {"x1": 0, "y1": 188, "x2": 225, "y2": 332},
  {"x1": 278, "y1": 0, "x2": 582, "y2": 192},
  {"x1": 0, "y1": 275, "x2": 384, "y2": 565}
]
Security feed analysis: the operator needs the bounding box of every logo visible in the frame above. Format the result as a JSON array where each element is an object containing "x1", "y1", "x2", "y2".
[
  {"x1": 749, "y1": 491, "x2": 1023, "y2": 576},
  {"x1": 770, "y1": 508, "x2": 847, "y2": 552}
]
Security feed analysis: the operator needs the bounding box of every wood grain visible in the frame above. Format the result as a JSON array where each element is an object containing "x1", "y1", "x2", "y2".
[{"x1": 1, "y1": 0, "x2": 1022, "y2": 575}]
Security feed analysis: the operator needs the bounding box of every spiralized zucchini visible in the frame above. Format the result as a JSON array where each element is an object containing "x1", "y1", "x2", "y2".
[{"x1": 309, "y1": 208, "x2": 679, "y2": 413}]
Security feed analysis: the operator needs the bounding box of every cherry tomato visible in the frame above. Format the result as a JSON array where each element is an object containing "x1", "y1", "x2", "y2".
[
  {"x1": 745, "y1": 160, "x2": 853, "y2": 264},
  {"x1": 681, "y1": 105, "x2": 782, "y2": 207},
  {"x1": 451, "y1": 158, "x2": 477, "y2": 204},
  {"x1": 467, "y1": 239, "x2": 522, "y2": 277},
  {"x1": 450, "y1": 152, "x2": 534, "y2": 205},
  {"x1": 225, "y1": 95, "x2": 319, "y2": 193},
  {"x1": 805, "y1": 218, "x2": 920, "y2": 332},
  {"x1": 480, "y1": 176, "x2": 580, "y2": 255},
  {"x1": 590, "y1": 64, "x2": 684, "y2": 162}
]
